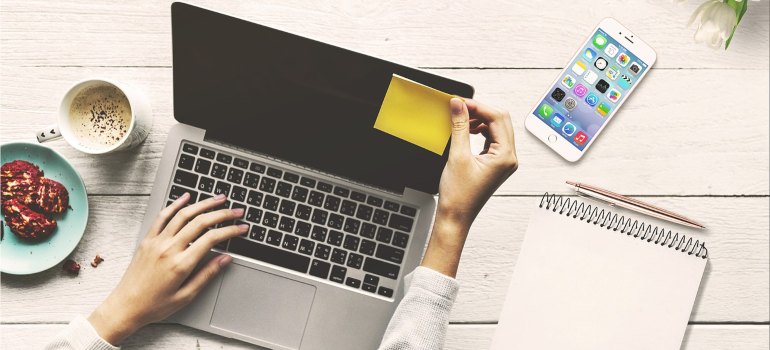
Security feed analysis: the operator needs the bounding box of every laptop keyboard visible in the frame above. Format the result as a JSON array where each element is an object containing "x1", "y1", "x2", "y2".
[{"x1": 166, "y1": 142, "x2": 419, "y2": 298}]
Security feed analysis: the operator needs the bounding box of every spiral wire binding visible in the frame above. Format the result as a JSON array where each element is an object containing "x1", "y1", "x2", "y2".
[{"x1": 539, "y1": 193, "x2": 708, "y2": 259}]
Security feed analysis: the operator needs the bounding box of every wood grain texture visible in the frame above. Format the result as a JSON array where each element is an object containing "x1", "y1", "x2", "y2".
[
  {"x1": 1, "y1": 323, "x2": 768, "y2": 349},
  {"x1": 1, "y1": 0, "x2": 768, "y2": 69},
  {"x1": 1, "y1": 67, "x2": 767, "y2": 196},
  {"x1": 1, "y1": 196, "x2": 767, "y2": 324}
]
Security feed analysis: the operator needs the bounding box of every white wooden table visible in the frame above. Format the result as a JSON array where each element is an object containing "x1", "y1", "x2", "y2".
[{"x1": 1, "y1": 1, "x2": 768, "y2": 348}]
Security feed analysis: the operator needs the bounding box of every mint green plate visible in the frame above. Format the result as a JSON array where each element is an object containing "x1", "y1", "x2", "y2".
[{"x1": 1, "y1": 142, "x2": 89, "y2": 275}]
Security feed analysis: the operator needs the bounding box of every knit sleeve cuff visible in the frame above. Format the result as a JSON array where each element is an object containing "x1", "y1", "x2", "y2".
[
  {"x1": 404, "y1": 266, "x2": 460, "y2": 302},
  {"x1": 61, "y1": 316, "x2": 121, "y2": 350}
]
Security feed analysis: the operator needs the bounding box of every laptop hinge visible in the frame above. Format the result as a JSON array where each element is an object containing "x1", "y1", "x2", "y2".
[{"x1": 204, "y1": 136, "x2": 404, "y2": 197}]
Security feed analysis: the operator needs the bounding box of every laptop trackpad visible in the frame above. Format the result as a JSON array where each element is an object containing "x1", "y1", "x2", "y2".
[{"x1": 210, "y1": 264, "x2": 316, "y2": 349}]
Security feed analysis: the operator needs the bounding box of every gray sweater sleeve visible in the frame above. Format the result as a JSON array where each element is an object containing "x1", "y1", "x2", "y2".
[{"x1": 378, "y1": 266, "x2": 460, "y2": 350}]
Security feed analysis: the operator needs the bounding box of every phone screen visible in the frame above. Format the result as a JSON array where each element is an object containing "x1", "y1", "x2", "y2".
[{"x1": 532, "y1": 28, "x2": 649, "y2": 150}]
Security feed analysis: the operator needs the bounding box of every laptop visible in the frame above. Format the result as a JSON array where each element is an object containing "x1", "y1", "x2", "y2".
[{"x1": 138, "y1": 3, "x2": 474, "y2": 349}]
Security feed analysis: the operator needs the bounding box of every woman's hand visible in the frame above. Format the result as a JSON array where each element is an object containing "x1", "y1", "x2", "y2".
[
  {"x1": 88, "y1": 194, "x2": 246, "y2": 345},
  {"x1": 421, "y1": 98, "x2": 518, "y2": 277}
]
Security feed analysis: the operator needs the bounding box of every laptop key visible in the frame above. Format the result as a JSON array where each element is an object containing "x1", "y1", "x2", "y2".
[
  {"x1": 309, "y1": 260, "x2": 331, "y2": 279},
  {"x1": 343, "y1": 235, "x2": 360, "y2": 251},
  {"x1": 327, "y1": 230, "x2": 344, "y2": 246},
  {"x1": 330, "y1": 248, "x2": 347, "y2": 265},
  {"x1": 283, "y1": 172, "x2": 300, "y2": 183},
  {"x1": 233, "y1": 158, "x2": 249, "y2": 169},
  {"x1": 279, "y1": 199, "x2": 296, "y2": 216},
  {"x1": 296, "y1": 204, "x2": 312, "y2": 220},
  {"x1": 278, "y1": 217, "x2": 295, "y2": 233},
  {"x1": 327, "y1": 213, "x2": 344, "y2": 229},
  {"x1": 295, "y1": 221, "x2": 311, "y2": 237},
  {"x1": 300, "y1": 177, "x2": 316, "y2": 188},
  {"x1": 376, "y1": 227, "x2": 393, "y2": 244},
  {"x1": 311, "y1": 208, "x2": 328, "y2": 225},
  {"x1": 330, "y1": 265, "x2": 347, "y2": 283},
  {"x1": 199, "y1": 148, "x2": 215, "y2": 159},
  {"x1": 323, "y1": 195, "x2": 341, "y2": 211},
  {"x1": 178, "y1": 154, "x2": 195, "y2": 171},
  {"x1": 333, "y1": 187, "x2": 349, "y2": 198},
  {"x1": 392, "y1": 231, "x2": 409, "y2": 248},
  {"x1": 314, "y1": 244, "x2": 331, "y2": 260},
  {"x1": 350, "y1": 191, "x2": 366, "y2": 202},
  {"x1": 372, "y1": 209, "x2": 389, "y2": 226},
  {"x1": 259, "y1": 177, "x2": 276, "y2": 193},
  {"x1": 345, "y1": 277, "x2": 361, "y2": 289},
  {"x1": 308, "y1": 191, "x2": 325, "y2": 207},
  {"x1": 265, "y1": 230, "x2": 282, "y2": 246},
  {"x1": 376, "y1": 244, "x2": 405, "y2": 264},
  {"x1": 343, "y1": 217, "x2": 360, "y2": 234},
  {"x1": 250, "y1": 162, "x2": 265, "y2": 173},
  {"x1": 364, "y1": 274, "x2": 379, "y2": 286},
  {"x1": 182, "y1": 143, "x2": 199, "y2": 154},
  {"x1": 384, "y1": 201, "x2": 400, "y2": 212},
  {"x1": 291, "y1": 187, "x2": 308, "y2": 202},
  {"x1": 282, "y1": 235, "x2": 299, "y2": 251},
  {"x1": 378, "y1": 287, "x2": 394, "y2": 298},
  {"x1": 243, "y1": 172, "x2": 260, "y2": 188},
  {"x1": 246, "y1": 208, "x2": 263, "y2": 224},
  {"x1": 366, "y1": 196, "x2": 383, "y2": 207},
  {"x1": 211, "y1": 164, "x2": 227, "y2": 179},
  {"x1": 227, "y1": 168, "x2": 244, "y2": 184},
  {"x1": 194, "y1": 158, "x2": 212, "y2": 175},
  {"x1": 346, "y1": 253, "x2": 364, "y2": 269},
  {"x1": 263, "y1": 195, "x2": 279, "y2": 211},
  {"x1": 199, "y1": 193, "x2": 212, "y2": 202},
  {"x1": 228, "y1": 237, "x2": 309, "y2": 273},
  {"x1": 311, "y1": 226, "x2": 328, "y2": 242},
  {"x1": 362, "y1": 283, "x2": 376, "y2": 293},
  {"x1": 317, "y1": 182, "x2": 333, "y2": 193},
  {"x1": 216, "y1": 153, "x2": 232, "y2": 164},
  {"x1": 174, "y1": 169, "x2": 198, "y2": 188},
  {"x1": 359, "y1": 239, "x2": 376, "y2": 256},
  {"x1": 400, "y1": 206, "x2": 417, "y2": 217},
  {"x1": 388, "y1": 214, "x2": 414, "y2": 232},
  {"x1": 340, "y1": 200, "x2": 357, "y2": 216},
  {"x1": 170, "y1": 185, "x2": 195, "y2": 201},
  {"x1": 298, "y1": 239, "x2": 315, "y2": 255},
  {"x1": 262, "y1": 212, "x2": 279, "y2": 228},
  {"x1": 363, "y1": 258, "x2": 400, "y2": 280},
  {"x1": 360, "y1": 223, "x2": 377, "y2": 239},
  {"x1": 249, "y1": 226, "x2": 266, "y2": 241},
  {"x1": 230, "y1": 186, "x2": 247, "y2": 202},
  {"x1": 214, "y1": 181, "x2": 231, "y2": 196},
  {"x1": 198, "y1": 176, "x2": 215, "y2": 193},
  {"x1": 267, "y1": 167, "x2": 283, "y2": 178},
  {"x1": 356, "y1": 204, "x2": 373, "y2": 221},
  {"x1": 276, "y1": 181, "x2": 293, "y2": 198},
  {"x1": 247, "y1": 190, "x2": 263, "y2": 206}
]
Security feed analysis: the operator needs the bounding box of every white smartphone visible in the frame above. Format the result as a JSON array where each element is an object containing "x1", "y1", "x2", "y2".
[{"x1": 525, "y1": 18, "x2": 657, "y2": 162}]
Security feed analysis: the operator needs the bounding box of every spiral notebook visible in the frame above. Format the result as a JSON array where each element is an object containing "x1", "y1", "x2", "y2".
[{"x1": 491, "y1": 194, "x2": 708, "y2": 350}]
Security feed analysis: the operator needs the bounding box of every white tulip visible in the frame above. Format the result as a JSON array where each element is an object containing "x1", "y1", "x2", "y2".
[{"x1": 688, "y1": 0, "x2": 740, "y2": 49}]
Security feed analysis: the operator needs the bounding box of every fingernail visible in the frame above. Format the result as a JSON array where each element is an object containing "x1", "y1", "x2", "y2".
[
  {"x1": 450, "y1": 98, "x2": 463, "y2": 115},
  {"x1": 214, "y1": 194, "x2": 226, "y2": 200},
  {"x1": 218, "y1": 254, "x2": 233, "y2": 267},
  {"x1": 176, "y1": 192, "x2": 190, "y2": 202},
  {"x1": 238, "y1": 224, "x2": 249, "y2": 231},
  {"x1": 232, "y1": 208, "x2": 245, "y2": 216}
]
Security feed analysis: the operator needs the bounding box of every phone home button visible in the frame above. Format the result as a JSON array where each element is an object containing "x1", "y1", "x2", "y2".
[{"x1": 547, "y1": 135, "x2": 558, "y2": 143}]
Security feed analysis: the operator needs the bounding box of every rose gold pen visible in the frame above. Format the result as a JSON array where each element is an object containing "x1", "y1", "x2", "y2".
[{"x1": 566, "y1": 181, "x2": 706, "y2": 229}]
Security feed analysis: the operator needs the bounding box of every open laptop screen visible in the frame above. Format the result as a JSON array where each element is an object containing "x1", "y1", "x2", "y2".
[{"x1": 171, "y1": 3, "x2": 474, "y2": 195}]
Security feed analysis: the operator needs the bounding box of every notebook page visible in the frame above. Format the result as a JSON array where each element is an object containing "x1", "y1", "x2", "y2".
[{"x1": 491, "y1": 203, "x2": 707, "y2": 350}]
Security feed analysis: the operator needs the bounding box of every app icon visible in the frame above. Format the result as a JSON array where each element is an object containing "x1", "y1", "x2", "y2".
[
  {"x1": 537, "y1": 103, "x2": 553, "y2": 119},
  {"x1": 595, "y1": 79, "x2": 610, "y2": 93},
  {"x1": 596, "y1": 102, "x2": 611, "y2": 117},
  {"x1": 594, "y1": 57, "x2": 608, "y2": 70},
  {"x1": 629, "y1": 62, "x2": 642, "y2": 75},
  {"x1": 562, "y1": 122, "x2": 576, "y2": 136},
  {"x1": 617, "y1": 53, "x2": 630, "y2": 67},
  {"x1": 593, "y1": 34, "x2": 608, "y2": 49},
  {"x1": 551, "y1": 113, "x2": 564, "y2": 127},
  {"x1": 571, "y1": 60, "x2": 587, "y2": 75},
  {"x1": 573, "y1": 84, "x2": 588, "y2": 97},
  {"x1": 606, "y1": 66, "x2": 619, "y2": 80},
  {"x1": 583, "y1": 70, "x2": 598, "y2": 84},
  {"x1": 561, "y1": 74, "x2": 576, "y2": 88},
  {"x1": 564, "y1": 97, "x2": 577, "y2": 110},
  {"x1": 604, "y1": 44, "x2": 618, "y2": 58},
  {"x1": 583, "y1": 48, "x2": 596, "y2": 61},
  {"x1": 574, "y1": 131, "x2": 588, "y2": 145},
  {"x1": 551, "y1": 87, "x2": 566, "y2": 102},
  {"x1": 618, "y1": 74, "x2": 632, "y2": 90},
  {"x1": 607, "y1": 88, "x2": 621, "y2": 103},
  {"x1": 584, "y1": 93, "x2": 599, "y2": 106}
]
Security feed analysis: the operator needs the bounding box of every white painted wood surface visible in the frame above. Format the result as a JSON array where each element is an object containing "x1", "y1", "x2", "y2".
[{"x1": 1, "y1": 0, "x2": 768, "y2": 349}]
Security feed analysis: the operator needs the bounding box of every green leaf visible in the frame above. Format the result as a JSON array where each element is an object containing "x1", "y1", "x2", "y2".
[{"x1": 725, "y1": 0, "x2": 748, "y2": 50}]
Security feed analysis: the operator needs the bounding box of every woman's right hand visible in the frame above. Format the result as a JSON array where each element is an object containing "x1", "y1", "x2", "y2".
[{"x1": 421, "y1": 98, "x2": 518, "y2": 277}]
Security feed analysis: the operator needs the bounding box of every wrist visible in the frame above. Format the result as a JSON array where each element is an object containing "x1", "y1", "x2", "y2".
[{"x1": 88, "y1": 296, "x2": 142, "y2": 345}]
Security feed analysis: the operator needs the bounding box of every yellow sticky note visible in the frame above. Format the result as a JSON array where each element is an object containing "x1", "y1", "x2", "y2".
[{"x1": 373, "y1": 74, "x2": 453, "y2": 155}]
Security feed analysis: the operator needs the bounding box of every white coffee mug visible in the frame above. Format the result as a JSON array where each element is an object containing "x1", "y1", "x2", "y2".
[{"x1": 36, "y1": 79, "x2": 152, "y2": 154}]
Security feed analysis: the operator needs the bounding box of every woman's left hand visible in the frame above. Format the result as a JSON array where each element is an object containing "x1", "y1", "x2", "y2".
[{"x1": 88, "y1": 193, "x2": 246, "y2": 345}]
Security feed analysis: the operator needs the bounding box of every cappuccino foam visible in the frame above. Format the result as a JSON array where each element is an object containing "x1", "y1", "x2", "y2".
[{"x1": 69, "y1": 85, "x2": 132, "y2": 150}]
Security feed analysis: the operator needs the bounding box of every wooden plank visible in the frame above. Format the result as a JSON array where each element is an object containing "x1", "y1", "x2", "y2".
[
  {"x1": 1, "y1": 196, "x2": 767, "y2": 323},
  {"x1": 0, "y1": 0, "x2": 768, "y2": 69},
  {"x1": 1, "y1": 67, "x2": 767, "y2": 196},
  {"x1": 0, "y1": 323, "x2": 767, "y2": 349}
]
